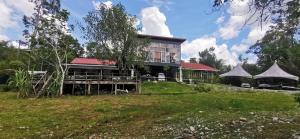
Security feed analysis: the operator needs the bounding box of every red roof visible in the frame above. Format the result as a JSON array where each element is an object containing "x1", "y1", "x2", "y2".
[
  {"x1": 71, "y1": 58, "x2": 116, "y2": 65},
  {"x1": 181, "y1": 62, "x2": 217, "y2": 72}
]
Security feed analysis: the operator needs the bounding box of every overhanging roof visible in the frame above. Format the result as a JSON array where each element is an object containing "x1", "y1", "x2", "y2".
[
  {"x1": 71, "y1": 58, "x2": 116, "y2": 65},
  {"x1": 137, "y1": 34, "x2": 186, "y2": 43},
  {"x1": 65, "y1": 64, "x2": 118, "y2": 70},
  {"x1": 181, "y1": 62, "x2": 217, "y2": 72},
  {"x1": 254, "y1": 61, "x2": 299, "y2": 81},
  {"x1": 219, "y1": 64, "x2": 252, "y2": 78},
  {"x1": 145, "y1": 62, "x2": 180, "y2": 67}
]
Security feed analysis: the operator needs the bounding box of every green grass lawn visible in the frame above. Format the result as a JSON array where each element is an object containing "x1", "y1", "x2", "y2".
[{"x1": 0, "y1": 82, "x2": 300, "y2": 138}]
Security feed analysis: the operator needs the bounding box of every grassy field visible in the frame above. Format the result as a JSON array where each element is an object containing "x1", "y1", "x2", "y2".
[{"x1": 0, "y1": 82, "x2": 300, "y2": 138}]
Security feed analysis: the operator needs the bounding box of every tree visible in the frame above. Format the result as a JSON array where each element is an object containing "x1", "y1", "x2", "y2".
[
  {"x1": 246, "y1": 0, "x2": 300, "y2": 77},
  {"x1": 189, "y1": 58, "x2": 197, "y2": 63},
  {"x1": 81, "y1": 3, "x2": 149, "y2": 74},
  {"x1": 199, "y1": 47, "x2": 223, "y2": 69},
  {"x1": 0, "y1": 41, "x2": 29, "y2": 84},
  {"x1": 198, "y1": 47, "x2": 231, "y2": 73},
  {"x1": 23, "y1": 0, "x2": 78, "y2": 97},
  {"x1": 85, "y1": 42, "x2": 111, "y2": 59},
  {"x1": 214, "y1": 0, "x2": 300, "y2": 77}
]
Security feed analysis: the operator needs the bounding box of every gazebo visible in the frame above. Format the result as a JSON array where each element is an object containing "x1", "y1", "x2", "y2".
[
  {"x1": 219, "y1": 64, "x2": 252, "y2": 86},
  {"x1": 254, "y1": 61, "x2": 299, "y2": 88}
]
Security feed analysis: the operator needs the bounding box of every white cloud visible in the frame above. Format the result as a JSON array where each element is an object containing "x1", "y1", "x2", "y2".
[
  {"x1": 4, "y1": 0, "x2": 34, "y2": 16},
  {"x1": 181, "y1": 36, "x2": 238, "y2": 65},
  {"x1": 245, "y1": 24, "x2": 272, "y2": 44},
  {"x1": 230, "y1": 44, "x2": 248, "y2": 54},
  {"x1": 229, "y1": 22, "x2": 272, "y2": 64},
  {"x1": 219, "y1": 15, "x2": 246, "y2": 40},
  {"x1": 0, "y1": 0, "x2": 34, "y2": 41},
  {"x1": 140, "y1": 6, "x2": 172, "y2": 37},
  {"x1": 0, "y1": 34, "x2": 9, "y2": 41},
  {"x1": 8, "y1": 40, "x2": 28, "y2": 49},
  {"x1": 216, "y1": 15, "x2": 225, "y2": 24},
  {"x1": 92, "y1": 1, "x2": 112, "y2": 10},
  {"x1": 215, "y1": 0, "x2": 274, "y2": 64},
  {"x1": 218, "y1": 0, "x2": 259, "y2": 40},
  {"x1": 146, "y1": 0, "x2": 173, "y2": 10},
  {"x1": 148, "y1": 0, "x2": 172, "y2": 5}
]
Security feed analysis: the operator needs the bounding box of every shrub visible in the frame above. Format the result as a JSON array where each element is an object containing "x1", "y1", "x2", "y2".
[
  {"x1": 194, "y1": 83, "x2": 214, "y2": 93},
  {"x1": 8, "y1": 69, "x2": 31, "y2": 98}
]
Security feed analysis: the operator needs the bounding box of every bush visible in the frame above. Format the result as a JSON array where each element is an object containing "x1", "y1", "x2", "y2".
[
  {"x1": 194, "y1": 83, "x2": 214, "y2": 93},
  {"x1": 8, "y1": 69, "x2": 31, "y2": 98}
]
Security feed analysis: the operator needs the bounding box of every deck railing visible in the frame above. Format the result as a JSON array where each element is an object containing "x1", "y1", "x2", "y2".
[{"x1": 65, "y1": 72, "x2": 139, "y2": 82}]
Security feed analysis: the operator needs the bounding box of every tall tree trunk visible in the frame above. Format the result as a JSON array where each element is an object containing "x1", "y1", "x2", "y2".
[{"x1": 52, "y1": 44, "x2": 65, "y2": 96}]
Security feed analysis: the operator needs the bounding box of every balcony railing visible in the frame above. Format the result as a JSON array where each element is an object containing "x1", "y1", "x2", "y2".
[{"x1": 65, "y1": 72, "x2": 138, "y2": 82}]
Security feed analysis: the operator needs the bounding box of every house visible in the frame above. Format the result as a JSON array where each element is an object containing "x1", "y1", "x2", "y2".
[
  {"x1": 63, "y1": 58, "x2": 139, "y2": 95},
  {"x1": 137, "y1": 34, "x2": 186, "y2": 81},
  {"x1": 179, "y1": 61, "x2": 218, "y2": 83},
  {"x1": 60, "y1": 34, "x2": 187, "y2": 94}
]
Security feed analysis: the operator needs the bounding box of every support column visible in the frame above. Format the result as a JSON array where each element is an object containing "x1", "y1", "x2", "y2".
[
  {"x1": 72, "y1": 72, "x2": 75, "y2": 95},
  {"x1": 130, "y1": 69, "x2": 134, "y2": 79},
  {"x1": 88, "y1": 83, "x2": 91, "y2": 95},
  {"x1": 138, "y1": 80, "x2": 142, "y2": 94},
  {"x1": 97, "y1": 84, "x2": 100, "y2": 95},
  {"x1": 114, "y1": 83, "x2": 117, "y2": 95},
  {"x1": 179, "y1": 66, "x2": 183, "y2": 82}
]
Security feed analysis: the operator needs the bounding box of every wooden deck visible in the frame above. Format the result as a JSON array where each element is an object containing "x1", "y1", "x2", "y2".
[
  {"x1": 64, "y1": 72, "x2": 141, "y2": 95},
  {"x1": 64, "y1": 80, "x2": 138, "y2": 85}
]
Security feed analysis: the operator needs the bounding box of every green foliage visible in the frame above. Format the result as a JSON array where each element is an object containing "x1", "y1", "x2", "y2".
[
  {"x1": 86, "y1": 42, "x2": 111, "y2": 59},
  {"x1": 199, "y1": 47, "x2": 223, "y2": 69},
  {"x1": 244, "y1": 0, "x2": 300, "y2": 77},
  {"x1": 0, "y1": 44, "x2": 27, "y2": 71},
  {"x1": 194, "y1": 83, "x2": 214, "y2": 92},
  {"x1": 8, "y1": 69, "x2": 31, "y2": 98},
  {"x1": 194, "y1": 83, "x2": 229, "y2": 93},
  {"x1": 242, "y1": 63, "x2": 262, "y2": 75},
  {"x1": 142, "y1": 82, "x2": 197, "y2": 95},
  {"x1": 82, "y1": 3, "x2": 149, "y2": 73},
  {"x1": 23, "y1": 0, "x2": 78, "y2": 96}
]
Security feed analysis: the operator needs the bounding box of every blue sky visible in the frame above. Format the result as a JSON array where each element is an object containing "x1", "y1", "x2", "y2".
[{"x1": 0, "y1": 0, "x2": 272, "y2": 65}]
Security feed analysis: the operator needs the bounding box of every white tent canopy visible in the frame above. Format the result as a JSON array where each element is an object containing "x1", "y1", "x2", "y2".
[
  {"x1": 254, "y1": 61, "x2": 299, "y2": 81},
  {"x1": 219, "y1": 64, "x2": 252, "y2": 78}
]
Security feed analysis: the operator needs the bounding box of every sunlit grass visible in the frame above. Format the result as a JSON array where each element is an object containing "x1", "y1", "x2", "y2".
[{"x1": 0, "y1": 82, "x2": 299, "y2": 138}]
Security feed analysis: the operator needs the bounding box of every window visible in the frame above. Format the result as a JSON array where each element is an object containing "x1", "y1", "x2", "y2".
[
  {"x1": 170, "y1": 53, "x2": 176, "y2": 63},
  {"x1": 154, "y1": 51, "x2": 161, "y2": 62}
]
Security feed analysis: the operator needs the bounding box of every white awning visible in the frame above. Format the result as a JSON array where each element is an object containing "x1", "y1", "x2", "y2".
[
  {"x1": 254, "y1": 61, "x2": 299, "y2": 81},
  {"x1": 219, "y1": 64, "x2": 252, "y2": 78}
]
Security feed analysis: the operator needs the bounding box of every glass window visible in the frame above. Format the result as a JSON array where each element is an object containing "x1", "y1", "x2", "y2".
[{"x1": 154, "y1": 51, "x2": 161, "y2": 62}]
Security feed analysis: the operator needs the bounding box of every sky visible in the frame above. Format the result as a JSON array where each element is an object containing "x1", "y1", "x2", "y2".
[{"x1": 0, "y1": 0, "x2": 272, "y2": 66}]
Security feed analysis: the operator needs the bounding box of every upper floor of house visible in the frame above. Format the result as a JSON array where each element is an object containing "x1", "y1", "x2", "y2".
[{"x1": 138, "y1": 34, "x2": 186, "y2": 66}]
